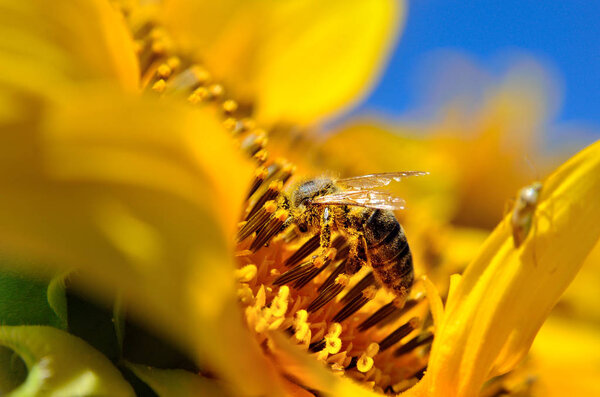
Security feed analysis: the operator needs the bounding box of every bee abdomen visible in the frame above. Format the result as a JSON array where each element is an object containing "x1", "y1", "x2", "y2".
[{"x1": 364, "y1": 210, "x2": 414, "y2": 297}]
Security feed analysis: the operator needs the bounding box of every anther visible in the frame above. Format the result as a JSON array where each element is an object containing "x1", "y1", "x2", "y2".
[
  {"x1": 246, "y1": 181, "x2": 283, "y2": 220},
  {"x1": 357, "y1": 342, "x2": 380, "y2": 373},
  {"x1": 235, "y1": 264, "x2": 257, "y2": 283},
  {"x1": 341, "y1": 272, "x2": 375, "y2": 303},
  {"x1": 156, "y1": 64, "x2": 172, "y2": 79},
  {"x1": 237, "y1": 200, "x2": 277, "y2": 242},
  {"x1": 332, "y1": 285, "x2": 378, "y2": 323},
  {"x1": 167, "y1": 65, "x2": 211, "y2": 95},
  {"x1": 378, "y1": 317, "x2": 420, "y2": 352},
  {"x1": 394, "y1": 330, "x2": 434, "y2": 357},
  {"x1": 222, "y1": 99, "x2": 239, "y2": 115},
  {"x1": 250, "y1": 209, "x2": 289, "y2": 252},
  {"x1": 246, "y1": 166, "x2": 269, "y2": 200},
  {"x1": 208, "y1": 84, "x2": 224, "y2": 101},
  {"x1": 253, "y1": 149, "x2": 269, "y2": 165},
  {"x1": 241, "y1": 133, "x2": 268, "y2": 157},
  {"x1": 285, "y1": 234, "x2": 321, "y2": 268},
  {"x1": 273, "y1": 261, "x2": 316, "y2": 286},
  {"x1": 307, "y1": 275, "x2": 349, "y2": 313},
  {"x1": 151, "y1": 79, "x2": 166, "y2": 94},
  {"x1": 318, "y1": 259, "x2": 346, "y2": 292},
  {"x1": 293, "y1": 254, "x2": 334, "y2": 289},
  {"x1": 358, "y1": 298, "x2": 405, "y2": 332}
]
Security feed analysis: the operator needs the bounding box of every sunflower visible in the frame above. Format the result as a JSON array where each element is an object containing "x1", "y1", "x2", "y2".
[{"x1": 0, "y1": 0, "x2": 598, "y2": 396}]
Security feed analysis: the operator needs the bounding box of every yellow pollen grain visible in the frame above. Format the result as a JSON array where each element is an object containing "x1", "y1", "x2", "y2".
[
  {"x1": 325, "y1": 247, "x2": 337, "y2": 261},
  {"x1": 241, "y1": 118, "x2": 257, "y2": 132},
  {"x1": 264, "y1": 200, "x2": 278, "y2": 213},
  {"x1": 253, "y1": 149, "x2": 269, "y2": 163},
  {"x1": 222, "y1": 99, "x2": 239, "y2": 114},
  {"x1": 357, "y1": 355, "x2": 374, "y2": 373},
  {"x1": 222, "y1": 117, "x2": 238, "y2": 132},
  {"x1": 189, "y1": 65, "x2": 211, "y2": 85},
  {"x1": 275, "y1": 208, "x2": 289, "y2": 221},
  {"x1": 324, "y1": 336, "x2": 342, "y2": 355},
  {"x1": 151, "y1": 40, "x2": 167, "y2": 55},
  {"x1": 235, "y1": 264, "x2": 257, "y2": 283},
  {"x1": 237, "y1": 285, "x2": 254, "y2": 305},
  {"x1": 270, "y1": 286, "x2": 289, "y2": 317},
  {"x1": 335, "y1": 274, "x2": 350, "y2": 287},
  {"x1": 295, "y1": 309, "x2": 308, "y2": 324},
  {"x1": 166, "y1": 56, "x2": 181, "y2": 70},
  {"x1": 366, "y1": 342, "x2": 380, "y2": 357},
  {"x1": 208, "y1": 84, "x2": 224, "y2": 100},
  {"x1": 255, "y1": 166, "x2": 268, "y2": 179},
  {"x1": 151, "y1": 79, "x2": 166, "y2": 93},
  {"x1": 156, "y1": 64, "x2": 172, "y2": 78},
  {"x1": 327, "y1": 323, "x2": 342, "y2": 338},
  {"x1": 189, "y1": 87, "x2": 209, "y2": 104},
  {"x1": 362, "y1": 285, "x2": 378, "y2": 300}
]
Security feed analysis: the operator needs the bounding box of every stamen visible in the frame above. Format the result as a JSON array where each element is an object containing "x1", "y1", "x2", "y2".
[
  {"x1": 357, "y1": 342, "x2": 380, "y2": 373},
  {"x1": 284, "y1": 234, "x2": 321, "y2": 267},
  {"x1": 222, "y1": 99, "x2": 239, "y2": 115},
  {"x1": 273, "y1": 261, "x2": 316, "y2": 286},
  {"x1": 246, "y1": 181, "x2": 283, "y2": 220},
  {"x1": 252, "y1": 149, "x2": 269, "y2": 165},
  {"x1": 166, "y1": 65, "x2": 211, "y2": 95},
  {"x1": 237, "y1": 200, "x2": 277, "y2": 242},
  {"x1": 358, "y1": 297, "x2": 404, "y2": 332},
  {"x1": 394, "y1": 330, "x2": 434, "y2": 357},
  {"x1": 341, "y1": 272, "x2": 375, "y2": 303},
  {"x1": 307, "y1": 275, "x2": 349, "y2": 313},
  {"x1": 318, "y1": 259, "x2": 346, "y2": 292},
  {"x1": 378, "y1": 317, "x2": 421, "y2": 353},
  {"x1": 332, "y1": 285, "x2": 378, "y2": 323},
  {"x1": 235, "y1": 264, "x2": 257, "y2": 283},
  {"x1": 241, "y1": 132, "x2": 268, "y2": 157},
  {"x1": 250, "y1": 209, "x2": 289, "y2": 252},
  {"x1": 246, "y1": 166, "x2": 269, "y2": 199},
  {"x1": 151, "y1": 79, "x2": 166, "y2": 94}
]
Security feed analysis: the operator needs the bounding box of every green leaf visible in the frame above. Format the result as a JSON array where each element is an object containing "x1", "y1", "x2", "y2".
[
  {"x1": 0, "y1": 265, "x2": 67, "y2": 329},
  {"x1": 124, "y1": 361, "x2": 229, "y2": 397},
  {"x1": 0, "y1": 326, "x2": 134, "y2": 397}
]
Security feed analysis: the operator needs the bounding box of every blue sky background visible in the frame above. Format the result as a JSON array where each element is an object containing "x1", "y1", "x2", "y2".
[{"x1": 360, "y1": 1, "x2": 600, "y2": 141}]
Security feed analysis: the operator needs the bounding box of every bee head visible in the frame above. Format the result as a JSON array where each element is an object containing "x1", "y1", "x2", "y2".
[{"x1": 291, "y1": 178, "x2": 336, "y2": 210}]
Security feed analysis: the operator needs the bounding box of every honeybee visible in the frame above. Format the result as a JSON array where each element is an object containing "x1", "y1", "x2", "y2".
[
  {"x1": 282, "y1": 172, "x2": 428, "y2": 299},
  {"x1": 511, "y1": 181, "x2": 543, "y2": 247}
]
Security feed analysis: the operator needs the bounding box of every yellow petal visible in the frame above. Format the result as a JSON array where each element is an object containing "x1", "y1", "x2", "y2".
[
  {"x1": 0, "y1": 325, "x2": 134, "y2": 396},
  {"x1": 163, "y1": 0, "x2": 402, "y2": 125},
  {"x1": 530, "y1": 318, "x2": 600, "y2": 396},
  {"x1": 0, "y1": 0, "x2": 139, "y2": 94},
  {"x1": 411, "y1": 140, "x2": 600, "y2": 396},
  {"x1": 124, "y1": 361, "x2": 229, "y2": 397},
  {"x1": 0, "y1": 86, "x2": 282, "y2": 395}
]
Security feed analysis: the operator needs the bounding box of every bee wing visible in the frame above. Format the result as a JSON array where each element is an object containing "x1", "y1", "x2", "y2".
[
  {"x1": 337, "y1": 171, "x2": 429, "y2": 190},
  {"x1": 311, "y1": 190, "x2": 406, "y2": 210}
]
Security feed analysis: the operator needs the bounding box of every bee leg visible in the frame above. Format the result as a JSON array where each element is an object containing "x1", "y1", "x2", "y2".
[
  {"x1": 319, "y1": 207, "x2": 334, "y2": 251},
  {"x1": 345, "y1": 231, "x2": 367, "y2": 276}
]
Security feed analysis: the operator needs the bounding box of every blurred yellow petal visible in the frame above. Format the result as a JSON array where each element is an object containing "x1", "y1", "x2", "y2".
[
  {"x1": 124, "y1": 361, "x2": 229, "y2": 397},
  {"x1": 0, "y1": 0, "x2": 139, "y2": 94},
  {"x1": 0, "y1": 326, "x2": 134, "y2": 396},
  {"x1": 530, "y1": 318, "x2": 600, "y2": 396},
  {"x1": 162, "y1": 0, "x2": 402, "y2": 125},
  {"x1": 410, "y1": 140, "x2": 600, "y2": 396},
  {"x1": 0, "y1": 85, "x2": 283, "y2": 394}
]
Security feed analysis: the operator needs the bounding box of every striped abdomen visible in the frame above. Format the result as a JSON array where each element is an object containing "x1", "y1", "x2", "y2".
[{"x1": 363, "y1": 209, "x2": 414, "y2": 298}]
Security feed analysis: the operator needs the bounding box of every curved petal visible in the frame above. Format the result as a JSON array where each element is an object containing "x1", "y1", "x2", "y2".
[
  {"x1": 0, "y1": 325, "x2": 134, "y2": 396},
  {"x1": 163, "y1": 0, "x2": 403, "y2": 125},
  {"x1": 0, "y1": 0, "x2": 139, "y2": 94},
  {"x1": 124, "y1": 361, "x2": 229, "y2": 397},
  {"x1": 0, "y1": 86, "x2": 282, "y2": 395},
  {"x1": 410, "y1": 140, "x2": 600, "y2": 396}
]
